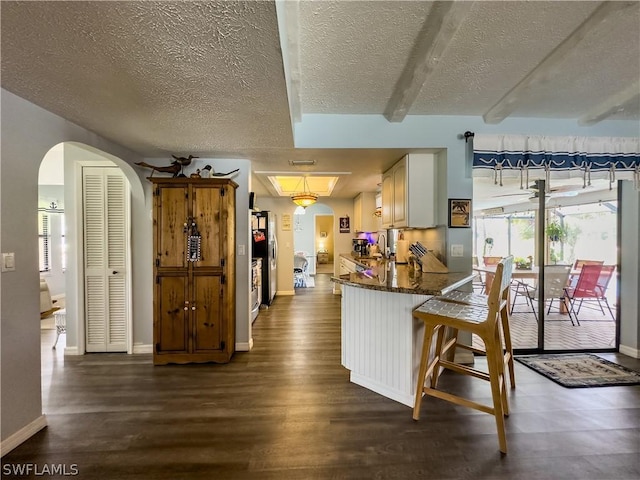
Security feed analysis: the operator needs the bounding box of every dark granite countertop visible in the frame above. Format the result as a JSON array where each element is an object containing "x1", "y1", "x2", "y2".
[{"x1": 334, "y1": 255, "x2": 474, "y2": 296}]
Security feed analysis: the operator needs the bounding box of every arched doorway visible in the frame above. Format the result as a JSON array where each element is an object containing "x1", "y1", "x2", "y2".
[
  {"x1": 39, "y1": 142, "x2": 145, "y2": 356},
  {"x1": 293, "y1": 203, "x2": 334, "y2": 290}
]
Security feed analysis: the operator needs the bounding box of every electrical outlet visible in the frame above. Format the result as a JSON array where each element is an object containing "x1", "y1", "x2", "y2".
[{"x1": 450, "y1": 245, "x2": 463, "y2": 257}]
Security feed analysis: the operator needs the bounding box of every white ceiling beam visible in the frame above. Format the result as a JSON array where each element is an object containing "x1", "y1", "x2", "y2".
[
  {"x1": 275, "y1": 0, "x2": 302, "y2": 126},
  {"x1": 578, "y1": 80, "x2": 640, "y2": 126},
  {"x1": 383, "y1": 1, "x2": 474, "y2": 123},
  {"x1": 483, "y1": 1, "x2": 637, "y2": 124}
]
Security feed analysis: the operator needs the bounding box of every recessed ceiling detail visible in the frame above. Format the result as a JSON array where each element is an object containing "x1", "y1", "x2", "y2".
[{"x1": 267, "y1": 175, "x2": 340, "y2": 197}]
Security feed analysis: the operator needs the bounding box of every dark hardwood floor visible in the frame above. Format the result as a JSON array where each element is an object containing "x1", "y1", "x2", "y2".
[{"x1": 4, "y1": 273, "x2": 640, "y2": 479}]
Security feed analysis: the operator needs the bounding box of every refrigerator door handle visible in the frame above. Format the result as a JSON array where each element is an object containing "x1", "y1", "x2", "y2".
[{"x1": 273, "y1": 236, "x2": 278, "y2": 263}]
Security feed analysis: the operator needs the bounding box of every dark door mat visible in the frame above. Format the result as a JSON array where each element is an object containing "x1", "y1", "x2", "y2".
[{"x1": 515, "y1": 353, "x2": 640, "y2": 388}]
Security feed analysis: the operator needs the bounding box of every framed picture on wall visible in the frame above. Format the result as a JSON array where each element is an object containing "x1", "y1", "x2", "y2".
[
  {"x1": 448, "y1": 199, "x2": 471, "y2": 228},
  {"x1": 281, "y1": 213, "x2": 292, "y2": 231},
  {"x1": 339, "y1": 216, "x2": 350, "y2": 233}
]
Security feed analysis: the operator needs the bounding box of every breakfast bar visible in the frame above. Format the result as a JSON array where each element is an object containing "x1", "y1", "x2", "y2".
[{"x1": 333, "y1": 257, "x2": 474, "y2": 407}]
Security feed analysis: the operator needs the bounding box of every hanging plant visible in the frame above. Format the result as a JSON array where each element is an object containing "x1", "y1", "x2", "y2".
[
  {"x1": 546, "y1": 221, "x2": 567, "y2": 243},
  {"x1": 482, "y1": 237, "x2": 494, "y2": 257}
]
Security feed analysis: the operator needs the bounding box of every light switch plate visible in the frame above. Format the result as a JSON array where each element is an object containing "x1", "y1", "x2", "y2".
[
  {"x1": 2, "y1": 252, "x2": 16, "y2": 272},
  {"x1": 450, "y1": 245, "x2": 464, "y2": 257},
  {"x1": 238, "y1": 244, "x2": 246, "y2": 256}
]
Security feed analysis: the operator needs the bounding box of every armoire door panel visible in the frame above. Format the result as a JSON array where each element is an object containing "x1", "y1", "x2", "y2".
[
  {"x1": 192, "y1": 186, "x2": 222, "y2": 267},
  {"x1": 156, "y1": 276, "x2": 189, "y2": 353},
  {"x1": 192, "y1": 275, "x2": 223, "y2": 352},
  {"x1": 156, "y1": 186, "x2": 188, "y2": 268},
  {"x1": 151, "y1": 178, "x2": 236, "y2": 365}
]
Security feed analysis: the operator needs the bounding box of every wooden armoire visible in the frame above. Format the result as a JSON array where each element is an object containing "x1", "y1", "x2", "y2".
[{"x1": 151, "y1": 177, "x2": 237, "y2": 365}]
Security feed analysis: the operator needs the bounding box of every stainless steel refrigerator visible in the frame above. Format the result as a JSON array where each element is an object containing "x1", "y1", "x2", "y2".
[{"x1": 252, "y1": 211, "x2": 277, "y2": 306}]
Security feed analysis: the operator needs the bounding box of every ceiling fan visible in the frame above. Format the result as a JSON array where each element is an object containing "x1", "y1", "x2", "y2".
[{"x1": 493, "y1": 179, "x2": 584, "y2": 199}]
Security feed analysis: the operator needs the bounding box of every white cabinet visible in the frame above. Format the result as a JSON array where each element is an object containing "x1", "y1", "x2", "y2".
[
  {"x1": 353, "y1": 192, "x2": 380, "y2": 233},
  {"x1": 381, "y1": 154, "x2": 437, "y2": 229}
]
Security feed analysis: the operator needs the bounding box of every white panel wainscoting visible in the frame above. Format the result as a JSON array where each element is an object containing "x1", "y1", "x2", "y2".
[{"x1": 341, "y1": 285, "x2": 433, "y2": 407}]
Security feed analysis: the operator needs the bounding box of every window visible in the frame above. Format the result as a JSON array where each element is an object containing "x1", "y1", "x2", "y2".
[{"x1": 38, "y1": 212, "x2": 50, "y2": 272}]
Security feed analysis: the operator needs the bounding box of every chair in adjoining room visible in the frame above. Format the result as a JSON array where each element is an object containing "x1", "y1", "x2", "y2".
[
  {"x1": 40, "y1": 277, "x2": 60, "y2": 319},
  {"x1": 572, "y1": 264, "x2": 616, "y2": 320},
  {"x1": 482, "y1": 256, "x2": 502, "y2": 293},
  {"x1": 472, "y1": 256, "x2": 485, "y2": 293},
  {"x1": 293, "y1": 254, "x2": 309, "y2": 288},
  {"x1": 568, "y1": 259, "x2": 604, "y2": 288},
  {"x1": 412, "y1": 256, "x2": 514, "y2": 454},
  {"x1": 564, "y1": 264, "x2": 604, "y2": 323},
  {"x1": 512, "y1": 264, "x2": 576, "y2": 325}
]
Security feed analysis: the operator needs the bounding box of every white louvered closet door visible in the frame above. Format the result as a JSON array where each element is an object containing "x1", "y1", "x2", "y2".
[{"x1": 83, "y1": 167, "x2": 129, "y2": 352}]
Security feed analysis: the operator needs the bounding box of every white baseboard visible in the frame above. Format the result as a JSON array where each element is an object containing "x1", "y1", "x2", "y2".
[
  {"x1": 277, "y1": 290, "x2": 295, "y2": 296},
  {"x1": 132, "y1": 344, "x2": 153, "y2": 354},
  {"x1": 63, "y1": 346, "x2": 79, "y2": 355},
  {"x1": 0, "y1": 415, "x2": 47, "y2": 457},
  {"x1": 619, "y1": 344, "x2": 640, "y2": 359},
  {"x1": 236, "y1": 338, "x2": 254, "y2": 352}
]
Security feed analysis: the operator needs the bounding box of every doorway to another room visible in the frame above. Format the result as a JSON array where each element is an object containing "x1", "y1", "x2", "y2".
[
  {"x1": 473, "y1": 186, "x2": 619, "y2": 353},
  {"x1": 293, "y1": 203, "x2": 335, "y2": 289}
]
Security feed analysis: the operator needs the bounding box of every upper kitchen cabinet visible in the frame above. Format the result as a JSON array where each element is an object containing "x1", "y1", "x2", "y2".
[
  {"x1": 381, "y1": 154, "x2": 438, "y2": 229},
  {"x1": 353, "y1": 192, "x2": 380, "y2": 233}
]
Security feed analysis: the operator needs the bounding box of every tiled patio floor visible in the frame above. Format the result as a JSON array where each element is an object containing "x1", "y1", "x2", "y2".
[{"x1": 474, "y1": 296, "x2": 617, "y2": 351}]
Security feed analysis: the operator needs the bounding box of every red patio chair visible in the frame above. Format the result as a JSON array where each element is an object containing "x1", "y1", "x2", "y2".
[
  {"x1": 575, "y1": 265, "x2": 616, "y2": 320},
  {"x1": 568, "y1": 259, "x2": 604, "y2": 288},
  {"x1": 564, "y1": 264, "x2": 604, "y2": 325}
]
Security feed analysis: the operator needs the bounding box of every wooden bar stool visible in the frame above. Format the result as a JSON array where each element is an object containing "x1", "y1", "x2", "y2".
[
  {"x1": 436, "y1": 287, "x2": 516, "y2": 389},
  {"x1": 412, "y1": 256, "x2": 514, "y2": 454}
]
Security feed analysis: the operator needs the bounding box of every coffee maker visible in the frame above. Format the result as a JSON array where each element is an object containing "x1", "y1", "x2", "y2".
[{"x1": 352, "y1": 238, "x2": 369, "y2": 257}]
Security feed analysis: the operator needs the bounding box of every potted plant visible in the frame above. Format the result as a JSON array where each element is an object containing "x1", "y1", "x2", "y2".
[
  {"x1": 514, "y1": 256, "x2": 533, "y2": 270},
  {"x1": 546, "y1": 221, "x2": 567, "y2": 243}
]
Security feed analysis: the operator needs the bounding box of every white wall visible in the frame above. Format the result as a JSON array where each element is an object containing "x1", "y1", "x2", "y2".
[
  {"x1": 1, "y1": 89, "x2": 144, "y2": 451},
  {"x1": 619, "y1": 181, "x2": 640, "y2": 357}
]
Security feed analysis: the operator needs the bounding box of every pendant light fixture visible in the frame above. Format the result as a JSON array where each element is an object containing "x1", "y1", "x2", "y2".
[{"x1": 291, "y1": 177, "x2": 318, "y2": 208}]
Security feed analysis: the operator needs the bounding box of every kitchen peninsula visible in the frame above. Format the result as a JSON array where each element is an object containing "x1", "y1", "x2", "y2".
[{"x1": 333, "y1": 254, "x2": 474, "y2": 407}]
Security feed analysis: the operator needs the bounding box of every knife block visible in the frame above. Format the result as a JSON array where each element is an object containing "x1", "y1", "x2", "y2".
[{"x1": 420, "y1": 251, "x2": 449, "y2": 273}]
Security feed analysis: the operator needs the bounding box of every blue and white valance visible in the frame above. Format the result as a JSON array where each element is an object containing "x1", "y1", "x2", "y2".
[{"x1": 473, "y1": 134, "x2": 640, "y2": 189}]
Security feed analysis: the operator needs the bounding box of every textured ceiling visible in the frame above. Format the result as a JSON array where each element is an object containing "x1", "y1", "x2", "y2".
[
  {"x1": 2, "y1": 0, "x2": 639, "y2": 206},
  {"x1": 1, "y1": 1, "x2": 294, "y2": 155}
]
